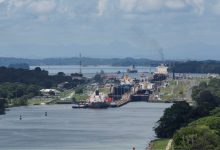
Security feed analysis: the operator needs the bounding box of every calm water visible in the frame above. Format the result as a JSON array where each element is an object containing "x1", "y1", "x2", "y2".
[
  {"x1": 0, "y1": 103, "x2": 171, "y2": 150},
  {"x1": 30, "y1": 65, "x2": 156, "y2": 76}
]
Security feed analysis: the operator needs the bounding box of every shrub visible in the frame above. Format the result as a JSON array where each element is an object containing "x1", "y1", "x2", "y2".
[
  {"x1": 189, "y1": 116, "x2": 220, "y2": 135},
  {"x1": 75, "y1": 87, "x2": 84, "y2": 94},
  {"x1": 173, "y1": 126, "x2": 220, "y2": 150},
  {"x1": 154, "y1": 101, "x2": 193, "y2": 138}
]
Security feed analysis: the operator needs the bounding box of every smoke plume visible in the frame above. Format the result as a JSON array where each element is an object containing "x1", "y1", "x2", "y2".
[{"x1": 129, "y1": 27, "x2": 165, "y2": 61}]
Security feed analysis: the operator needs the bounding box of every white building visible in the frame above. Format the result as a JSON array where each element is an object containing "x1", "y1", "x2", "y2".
[{"x1": 40, "y1": 89, "x2": 60, "y2": 96}]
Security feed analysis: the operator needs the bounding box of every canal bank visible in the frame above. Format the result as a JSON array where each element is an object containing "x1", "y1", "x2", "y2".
[{"x1": 0, "y1": 102, "x2": 171, "y2": 150}]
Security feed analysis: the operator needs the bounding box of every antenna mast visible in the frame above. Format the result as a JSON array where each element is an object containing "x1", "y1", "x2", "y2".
[{"x1": 79, "y1": 53, "x2": 82, "y2": 74}]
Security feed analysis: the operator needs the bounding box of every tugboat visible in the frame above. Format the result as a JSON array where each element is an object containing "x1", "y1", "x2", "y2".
[
  {"x1": 88, "y1": 89, "x2": 110, "y2": 109},
  {"x1": 127, "y1": 65, "x2": 138, "y2": 73}
]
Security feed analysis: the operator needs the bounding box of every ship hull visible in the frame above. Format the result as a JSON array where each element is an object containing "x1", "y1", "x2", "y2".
[
  {"x1": 72, "y1": 104, "x2": 88, "y2": 109},
  {"x1": 88, "y1": 102, "x2": 110, "y2": 109},
  {"x1": 131, "y1": 89, "x2": 149, "y2": 102},
  {"x1": 127, "y1": 70, "x2": 138, "y2": 73},
  {"x1": 131, "y1": 95, "x2": 149, "y2": 102}
]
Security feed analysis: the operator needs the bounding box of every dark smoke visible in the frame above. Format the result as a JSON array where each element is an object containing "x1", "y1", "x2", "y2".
[
  {"x1": 129, "y1": 26, "x2": 165, "y2": 61},
  {"x1": 148, "y1": 39, "x2": 165, "y2": 62}
]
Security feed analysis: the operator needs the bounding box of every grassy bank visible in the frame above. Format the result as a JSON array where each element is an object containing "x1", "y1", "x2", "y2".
[
  {"x1": 150, "y1": 139, "x2": 170, "y2": 150},
  {"x1": 160, "y1": 77, "x2": 209, "y2": 102},
  {"x1": 28, "y1": 97, "x2": 56, "y2": 105},
  {"x1": 60, "y1": 89, "x2": 74, "y2": 98},
  {"x1": 153, "y1": 78, "x2": 220, "y2": 150}
]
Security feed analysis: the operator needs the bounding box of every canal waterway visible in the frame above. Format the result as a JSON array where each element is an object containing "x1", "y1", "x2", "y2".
[
  {"x1": 30, "y1": 65, "x2": 156, "y2": 77},
  {"x1": 30, "y1": 65, "x2": 213, "y2": 78},
  {"x1": 0, "y1": 102, "x2": 171, "y2": 150}
]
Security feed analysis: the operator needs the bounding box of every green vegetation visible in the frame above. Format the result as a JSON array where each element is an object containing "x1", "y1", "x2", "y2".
[
  {"x1": 0, "y1": 67, "x2": 84, "y2": 88},
  {"x1": 75, "y1": 87, "x2": 84, "y2": 94},
  {"x1": 0, "y1": 82, "x2": 41, "y2": 106},
  {"x1": 60, "y1": 90, "x2": 74, "y2": 98},
  {"x1": 0, "y1": 57, "x2": 161, "y2": 66},
  {"x1": 160, "y1": 80, "x2": 189, "y2": 101},
  {"x1": 27, "y1": 97, "x2": 54, "y2": 105},
  {"x1": 173, "y1": 126, "x2": 220, "y2": 150},
  {"x1": 0, "y1": 82, "x2": 41, "y2": 99},
  {"x1": 74, "y1": 94, "x2": 88, "y2": 103},
  {"x1": 210, "y1": 107, "x2": 220, "y2": 117},
  {"x1": 160, "y1": 78, "x2": 210, "y2": 101},
  {"x1": 99, "y1": 87, "x2": 110, "y2": 94},
  {"x1": 154, "y1": 101, "x2": 194, "y2": 138},
  {"x1": 151, "y1": 139, "x2": 170, "y2": 150},
  {"x1": 189, "y1": 116, "x2": 220, "y2": 134},
  {"x1": 154, "y1": 78, "x2": 220, "y2": 150},
  {"x1": 0, "y1": 98, "x2": 6, "y2": 115},
  {"x1": 191, "y1": 79, "x2": 220, "y2": 116},
  {"x1": 0, "y1": 67, "x2": 87, "y2": 107},
  {"x1": 173, "y1": 110, "x2": 220, "y2": 150},
  {"x1": 172, "y1": 60, "x2": 220, "y2": 73},
  {"x1": 8, "y1": 63, "x2": 30, "y2": 70}
]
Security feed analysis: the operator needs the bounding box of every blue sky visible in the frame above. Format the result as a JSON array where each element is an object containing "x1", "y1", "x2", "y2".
[{"x1": 0, "y1": 0, "x2": 220, "y2": 60}]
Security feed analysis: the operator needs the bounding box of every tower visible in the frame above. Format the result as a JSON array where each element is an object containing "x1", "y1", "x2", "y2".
[{"x1": 79, "y1": 53, "x2": 82, "y2": 74}]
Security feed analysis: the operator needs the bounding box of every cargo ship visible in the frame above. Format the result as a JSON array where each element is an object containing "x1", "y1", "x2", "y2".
[
  {"x1": 127, "y1": 65, "x2": 138, "y2": 73},
  {"x1": 152, "y1": 64, "x2": 168, "y2": 81},
  {"x1": 88, "y1": 90, "x2": 110, "y2": 109},
  {"x1": 131, "y1": 82, "x2": 153, "y2": 102},
  {"x1": 131, "y1": 89, "x2": 149, "y2": 102}
]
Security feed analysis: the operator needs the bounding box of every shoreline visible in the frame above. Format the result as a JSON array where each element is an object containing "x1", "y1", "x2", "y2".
[{"x1": 147, "y1": 139, "x2": 172, "y2": 150}]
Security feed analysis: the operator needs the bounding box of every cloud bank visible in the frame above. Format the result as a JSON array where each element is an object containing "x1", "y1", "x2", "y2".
[
  {"x1": 0, "y1": 0, "x2": 220, "y2": 60},
  {"x1": 0, "y1": 0, "x2": 219, "y2": 20}
]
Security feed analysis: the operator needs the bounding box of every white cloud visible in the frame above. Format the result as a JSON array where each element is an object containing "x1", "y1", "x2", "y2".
[
  {"x1": 1, "y1": 0, "x2": 65, "y2": 21},
  {"x1": 0, "y1": 0, "x2": 5, "y2": 4},
  {"x1": 212, "y1": 1, "x2": 220, "y2": 15},
  {"x1": 8, "y1": 0, "x2": 32, "y2": 9},
  {"x1": 0, "y1": 0, "x2": 209, "y2": 21},
  {"x1": 165, "y1": 0, "x2": 186, "y2": 9},
  {"x1": 29, "y1": 0, "x2": 56, "y2": 14},
  {"x1": 118, "y1": 0, "x2": 205, "y2": 14},
  {"x1": 185, "y1": 0, "x2": 204, "y2": 15},
  {"x1": 137, "y1": 0, "x2": 163, "y2": 12},
  {"x1": 119, "y1": 0, "x2": 164, "y2": 13},
  {"x1": 119, "y1": 0, "x2": 137, "y2": 12},
  {"x1": 98, "y1": 0, "x2": 107, "y2": 16},
  {"x1": 4, "y1": 0, "x2": 56, "y2": 14},
  {"x1": 38, "y1": 15, "x2": 49, "y2": 21}
]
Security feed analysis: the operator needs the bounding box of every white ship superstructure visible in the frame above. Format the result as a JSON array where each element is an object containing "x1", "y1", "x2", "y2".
[
  {"x1": 89, "y1": 90, "x2": 107, "y2": 103},
  {"x1": 155, "y1": 64, "x2": 168, "y2": 75}
]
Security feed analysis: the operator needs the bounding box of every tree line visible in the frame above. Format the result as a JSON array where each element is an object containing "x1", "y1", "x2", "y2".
[
  {"x1": 154, "y1": 78, "x2": 220, "y2": 149},
  {"x1": 0, "y1": 67, "x2": 81, "y2": 88},
  {"x1": 171, "y1": 60, "x2": 220, "y2": 73},
  {"x1": 0, "y1": 67, "x2": 86, "y2": 107},
  {"x1": 0, "y1": 98, "x2": 6, "y2": 115},
  {"x1": 0, "y1": 57, "x2": 162, "y2": 66}
]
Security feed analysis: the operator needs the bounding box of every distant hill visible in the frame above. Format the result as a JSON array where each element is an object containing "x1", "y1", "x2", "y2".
[
  {"x1": 1, "y1": 57, "x2": 220, "y2": 74},
  {"x1": 0, "y1": 57, "x2": 163, "y2": 66},
  {"x1": 8, "y1": 63, "x2": 30, "y2": 70},
  {"x1": 171, "y1": 60, "x2": 220, "y2": 74}
]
